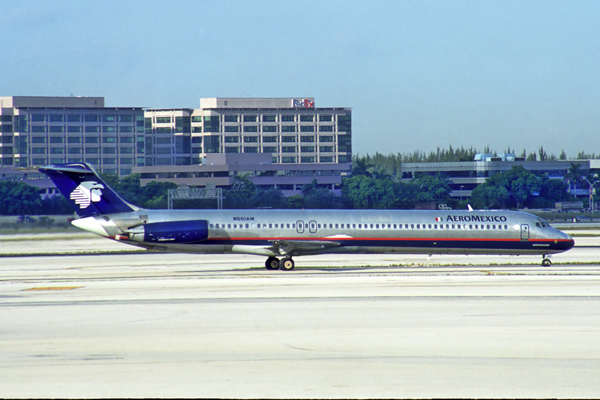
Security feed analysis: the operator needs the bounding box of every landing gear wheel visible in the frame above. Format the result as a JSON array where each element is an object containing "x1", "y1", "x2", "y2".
[
  {"x1": 265, "y1": 257, "x2": 280, "y2": 270},
  {"x1": 280, "y1": 258, "x2": 295, "y2": 271},
  {"x1": 542, "y1": 258, "x2": 551, "y2": 267}
]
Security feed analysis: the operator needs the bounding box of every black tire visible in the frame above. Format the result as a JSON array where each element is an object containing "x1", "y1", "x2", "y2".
[
  {"x1": 542, "y1": 258, "x2": 551, "y2": 267},
  {"x1": 280, "y1": 258, "x2": 295, "y2": 271},
  {"x1": 265, "y1": 257, "x2": 279, "y2": 270}
]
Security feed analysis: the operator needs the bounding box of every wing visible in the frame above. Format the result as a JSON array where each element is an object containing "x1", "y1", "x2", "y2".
[{"x1": 268, "y1": 239, "x2": 341, "y2": 256}]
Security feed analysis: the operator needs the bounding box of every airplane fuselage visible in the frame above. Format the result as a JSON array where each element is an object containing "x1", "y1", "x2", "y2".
[{"x1": 74, "y1": 208, "x2": 574, "y2": 258}]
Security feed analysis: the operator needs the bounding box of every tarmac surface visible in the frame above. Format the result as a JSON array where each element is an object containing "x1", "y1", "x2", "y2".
[{"x1": 1, "y1": 231, "x2": 600, "y2": 398}]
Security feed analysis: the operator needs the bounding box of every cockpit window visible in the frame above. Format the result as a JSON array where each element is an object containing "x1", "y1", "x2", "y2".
[{"x1": 537, "y1": 218, "x2": 549, "y2": 228}]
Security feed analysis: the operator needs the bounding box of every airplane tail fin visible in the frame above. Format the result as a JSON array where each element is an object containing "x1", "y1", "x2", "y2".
[{"x1": 39, "y1": 163, "x2": 139, "y2": 217}]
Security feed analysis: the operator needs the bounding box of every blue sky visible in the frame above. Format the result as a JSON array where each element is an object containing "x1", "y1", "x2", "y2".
[{"x1": 2, "y1": 0, "x2": 599, "y2": 157}]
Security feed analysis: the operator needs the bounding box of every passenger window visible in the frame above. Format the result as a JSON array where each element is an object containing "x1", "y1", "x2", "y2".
[
  {"x1": 416, "y1": 224, "x2": 420, "y2": 229},
  {"x1": 329, "y1": 223, "x2": 333, "y2": 229},
  {"x1": 335, "y1": 224, "x2": 339, "y2": 228},
  {"x1": 375, "y1": 224, "x2": 379, "y2": 229},
  {"x1": 210, "y1": 224, "x2": 214, "y2": 228},
  {"x1": 405, "y1": 224, "x2": 409, "y2": 229},
  {"x1": 393, "y1": 224, "x2": 397, "y2": 229},
  {"x1": 411, "y1": 224, "x2": 414, "y2": 229},
  {"x1": 358, "y1": 224, "x2": 362, "y2": 229},
  {"x1": 370, "y1": 224, "x2": 374, "y2": 229},
  {"x1": 428, "y1": 224, "x2": 432, "y2": 229},
  {"x1": 318, "y1": 224, "x2": 321, "y2": 228},
  {"x1": 269, "y1": 223, "x2": 272, "y2": 228},
  {"x1": 353, "y1": 224, "x2": 356, "y2": 228},
  {"x1": 227, "y1": 224, "x2": 231, "y2": 228},
  {"x1": 434, "y1": 224, "x2": 437, "y2": 229},
  {"x1": 487, "y1": 225, "x2": 490, "y2": 229}
]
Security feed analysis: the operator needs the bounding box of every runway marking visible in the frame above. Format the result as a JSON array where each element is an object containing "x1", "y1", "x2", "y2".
[{"x1": 22, "y1": 286, "x2": 84, "y2": 291}]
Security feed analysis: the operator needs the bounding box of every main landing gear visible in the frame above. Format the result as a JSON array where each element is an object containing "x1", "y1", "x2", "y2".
[
  {"x1": 542, "y1": 256, "x2": 552, "y2": 267},
  {"x1": 265, "y1": 256, "x2": 295, "y2": 271}
]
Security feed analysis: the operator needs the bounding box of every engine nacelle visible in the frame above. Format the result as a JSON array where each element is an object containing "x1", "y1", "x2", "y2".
[{"x1": 127, "y1": 220, "x2": 209, "y2": 243}]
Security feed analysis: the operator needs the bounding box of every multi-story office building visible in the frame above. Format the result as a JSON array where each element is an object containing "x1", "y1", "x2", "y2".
[
  {"x1": 0, "y1": 96, "x2": 144, "y2": 175},
  {"x1": 143, "y1": 97, "x2": 352, "y2": 167}
]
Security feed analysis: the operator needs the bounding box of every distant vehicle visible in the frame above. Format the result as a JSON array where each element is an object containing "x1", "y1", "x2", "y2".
[
  {"x1": 39, "y1": 163, "x2": 575, "y2": 270},
  {"x1": 438, "y1": 203, "x2": 452, "y2": 210},
  {"x1": 16, "y1": 216, "x2": 36, "y2": 224}
]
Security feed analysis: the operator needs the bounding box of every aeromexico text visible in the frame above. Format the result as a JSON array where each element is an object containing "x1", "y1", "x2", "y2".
[
  {"x1": 231, "y1": 215, "x2": 508, "y2": 223},
  {"x1": 446, "y1": 215, "x2": 508, "y2": 222}
]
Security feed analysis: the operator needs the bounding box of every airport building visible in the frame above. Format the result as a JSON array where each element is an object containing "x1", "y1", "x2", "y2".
[
  {"x1": 133, "y1": 153, "x2": 349, "y2": 196},
  {"x1": 0, "y1": 96, "x2": 144, "y2": 175},
  {"x1": 143, "y1": 97, "x2": 352, "y2": 167}
]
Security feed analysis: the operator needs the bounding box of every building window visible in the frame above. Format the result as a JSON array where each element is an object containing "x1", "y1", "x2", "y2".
[
  {"x1": 243, "y1": 126, "x2": 258, "y2": 133},
  {"x1": 243, "y1": 136, "x2": 258, "y2": 143},
  {"x1": 319, "y1": 156, "x2": 334, "y2": 162},
  {"x1": 282, "y1": 157, "x2": 296, "y2": 163},
  {"x1": 301, "y1": 146, "x2": 315, "y2": 153},
  {"x1": 67, "y1": 137, "x2": 81, "y2": 144},
  {"x1": 102, "y1": 126, "x2": 116, "y2": 133},
  {"x1": 103, "y1": 137, "x2": 116, "y2": 143},
  {"x1": 155, "y1": 148, "x2": 171, "y2": 154},
  {"x1": 281, "y1": 136, "x2": 296, "y2": 142},
  {"x1": 101, "y1": 115, "x2": 115, "y2": 123},
  {"x1": 243, "y1": 115, "x2": 257, "y2": 122},
  {"x1": 50, "y1": 137, "x2": 64, "y2": 144},
  {"x1": 31, "y1": 126, "x2": 46, "y2": 133},
  {"x1": 85, "y1": 158, "x2": 99, "y2": 164},
  {"x1": 319, "y1": 135, "x2": 333, "y2": 142},
  {"x1": 119, "y1": 115, "x2": 133, "y2": 123},
  {"x1": 319, "y1": 115, "x2": 332, "y2": 122},
  {"x1": 281, "y1": 126, "x2": 296, "y2": 132},
  {"x1": 103, "y1": 158, "x2": 116, "y2": 164},
  {"x1": 301, "y1": 156, "x2": 315, "y2": 163},
  {"x1": 121, "y1": 147, "x2": 134, "y2": 154},
  {"x1": 156, "y1": 158, "x2": 172, "y2": 165},
  {"x1": 281, "y1": 115, "x2": 295, "y2": 122},
  {"x1": 49, "y1": 114, "x2": 63, "y2": 122},
  {"x1": 191, "y1": 137, "x2": 202, "y2": 144},
  {"x1": 300, "y1": 136, "x2": 315, "y2": 142},
  {"x1": 300, "y1": 115, "x2": 314, "y2": 122},
  {"x1": 262, "y1": 115, "x2": 276, "y2": 122},
  {"x1": 32, "y1": 148, "x2": 46, "y2": 154},
  {"x1": 120, "y1": 158, "x2": 134, "y2": 164},
  {"x1": 120, "y1": 136, "x2": 133, "y2": 143},
  {"x1": 263, "y1": 136, "x2": 277, "y2": 142},
  {"x1": 120, "y1": 126, "x2": 134, "y2": 133},
  {"x1": 192, "y1": 126, "x2": 202, "y2": 133},
  {"x1": 244, "y1": 146, "x2": 258, "y2": 153},
  {"x1": 67, "y1": 126, "x2": 81, "y2": 133},
  {"x1": 263, "y1": 146, "x2": 277, "y2": 153},
  {"x1": 49, "y1": 126, "x2": 64, "y2": 133},
  {"x1": 263, "y1": 126, "x2": 278, "y2": 132},
  {"x1": 67, "y1": 114, "x2": 81, "y2": 122},
  {"x1": 31, "y1": 114, "x2": 45, "y2": 122},
  {"x1": 319, "y1": 146, "x2": 334, "y2": 152},
  {"x1": 282, "y1": 146, "x2": 296, "y2": 153},
  {"x1": 225, "y1": 115, "x2": 238, "y2": 122},
  {"x1": 50, "y1": 148, "x2": 64, "y2": 154},
  {"x1": 225, "y1": 136, "x2": 239, "y2": 143},
  {"x1": 85, "y1": 114, "x2": 99, "y2": 122},
  {"x1": 103, "y1": 148, "x2": 116, "y2": 154},
  {"x1": 85, "y1": 137, "x2": 99, "y2": 144},
  {"x1": 68, "y1": 148, "x2": 81, "y2": 154},
  {"x1": 192, "y1": 116, "x2": 202, "y2": 122},
  {"x1": 155, "y1": 127, "x2": 172, "y2": 134},
  {"x1": 300, "y1": 126, "x2": 315, "y2": 132},
  {"x1": 225, "y1": 126, "x2": 239, "y2": 132},
  {"x1": 85, "y1": 147, "x2": 99, "y2": 154},
  {"x1": 85, "y1": 126, "x2": 99, "y2": 133},
  {"x1": 155, "y1": 137, "x2": 171, "y2": 144},
  {"x1": 319, "y1": 125, "x2": 333, "y2": 132},
  {"x1": 225, "y1": 147, "x2": 239, "y2": 153}
]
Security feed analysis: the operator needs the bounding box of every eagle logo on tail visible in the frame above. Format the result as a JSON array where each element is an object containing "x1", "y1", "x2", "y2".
[{"x1": 70, "y1": 181, "x2": 105, "y2": 209}]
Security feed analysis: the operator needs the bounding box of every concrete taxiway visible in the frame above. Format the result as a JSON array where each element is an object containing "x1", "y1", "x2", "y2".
[{"x1": 1, "y1": 234, "x2": 600, "y2": 398}]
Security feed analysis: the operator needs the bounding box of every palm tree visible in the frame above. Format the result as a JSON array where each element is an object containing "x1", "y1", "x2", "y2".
[{"x1": 566, "y1": 162, "x2": 583, "y2": 196}]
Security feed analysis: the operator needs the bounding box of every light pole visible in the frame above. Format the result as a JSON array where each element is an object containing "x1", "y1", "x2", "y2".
[{"x1": 581, "y1": 176, "x2": 599, "y2": 212}]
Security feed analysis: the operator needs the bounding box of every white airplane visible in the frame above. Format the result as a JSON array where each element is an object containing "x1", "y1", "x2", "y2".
[{"x1": 40, "y1": 163, "x2": 575, "y2": 271}]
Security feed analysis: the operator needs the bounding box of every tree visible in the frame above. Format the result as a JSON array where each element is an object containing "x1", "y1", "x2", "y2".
[{"x1": 0, "y1": 181, "x2": 44, "y2": 215}]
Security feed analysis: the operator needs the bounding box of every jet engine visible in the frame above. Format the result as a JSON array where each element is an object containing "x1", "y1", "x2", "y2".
[{"x1": 126, "y1": 220, "x2": 209, "y2": 243}]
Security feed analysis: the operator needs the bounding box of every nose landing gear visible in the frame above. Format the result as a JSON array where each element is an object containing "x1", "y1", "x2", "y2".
[{"x1": 542, "y1": 256, "x2": 552, "y2": 267}]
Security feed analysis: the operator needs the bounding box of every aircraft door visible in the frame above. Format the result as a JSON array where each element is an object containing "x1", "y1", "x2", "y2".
[
  {"x1": 309, "y1": 220, "x2": 317, "y2": 233},
  {"x1": 520, "y1": 224, "x2": 530, "y2": 241},
  {"x1": 296, "y1": 220, "x2": 304, "y2": 234}
]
